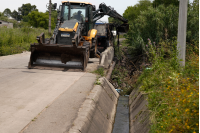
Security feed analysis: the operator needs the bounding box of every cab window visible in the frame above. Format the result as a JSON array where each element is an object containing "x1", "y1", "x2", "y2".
[
  {"x1": 70, "y1": 5, "x2": 86, "y2": 22},
  {"x1": 63, "y1": 6, "x2": 69, "y2": 20}
]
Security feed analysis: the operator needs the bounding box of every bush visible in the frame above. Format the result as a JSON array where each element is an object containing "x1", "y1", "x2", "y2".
[
  {"x1": 126, "y1": 0, "x2": 199, "y2": 56},
  {"x1": 123, "y1": 0, "x2": 199, "y2": 132}
]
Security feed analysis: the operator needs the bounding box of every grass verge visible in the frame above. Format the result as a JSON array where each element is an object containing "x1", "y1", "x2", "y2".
[{"x1": 0, "y1": 27, "x2": 51, "y2": 56}]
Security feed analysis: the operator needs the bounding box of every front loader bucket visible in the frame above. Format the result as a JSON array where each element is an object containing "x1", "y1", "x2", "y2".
[{"x1": 28, "y1": 43, "x2": 89, "y2": 71}]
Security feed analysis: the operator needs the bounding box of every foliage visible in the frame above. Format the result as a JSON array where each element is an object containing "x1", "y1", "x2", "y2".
[
  {"x1": 125, "y1": 0, "x2": 199, "y2": 56},
  {"x1": 16, "y1": 3, "x2": 37, "y2": 22},
  {"x1": 3, "y1": 8, "x2": 12, "y2": 17},
  {"x1": 187, "y1": 0, "x2": 199, "y2": 43},
  {"x1": 51, "y1": 10, "x2": 58, "y2": 26},
  {"x1": 11, "y1": 10, "x2": 20, "y2": 21},
  {"x1": 22, "y1": 16, "x2": 30, "y2": 22},
  {"x1": 112, "y1": 65, "x2": 128, "y2": 89},
  {"x1": 18, "y1": 3, "x2": 37, "y2": 17},
  {"x1": 123, "y1": 0, "x2": 152, "y2": 22},
  {"x1": 28, "y1": 11, "x2": 55, "y2": 29},
  {"x1": 122, "y1": 0, "x2": 199, "y2": 132},
  {"x1": 0, "y1": 27, "x2": 51, "y2": 56},
  {"x1": 137, "y1": 39, "x2": 199, "y2": 133},
  {"x1": 152, "y1": 0, "x2": 179, "y2": 8},
  {"x1": 127, "y1": 4, "x2": 178, "y2": 45}
]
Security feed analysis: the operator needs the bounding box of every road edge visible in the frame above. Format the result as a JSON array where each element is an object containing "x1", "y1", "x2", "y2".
[{"x1": 68, "y1": 77, "x2": 119, "y2": 133}]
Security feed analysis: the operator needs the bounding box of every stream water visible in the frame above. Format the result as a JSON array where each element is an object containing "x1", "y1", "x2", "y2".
[{"x1": 112, "y1": 96, "x2": 129, "y2": 133}]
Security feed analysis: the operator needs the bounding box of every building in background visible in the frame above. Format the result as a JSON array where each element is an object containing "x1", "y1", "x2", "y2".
[{"x1": 0, "y1": 20, "x2": 13, "y2": 28}]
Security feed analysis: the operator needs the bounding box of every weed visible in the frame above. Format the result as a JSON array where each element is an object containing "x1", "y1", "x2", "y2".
[
  {"x1": 94, "y1": 80, "x2": 101, "y2": 85},
  {"x1": 32, "y1": 117, "x2": 37, "y2": 121},
  {"x1": 92, "y1": 67, "x2": 104, "y2": 77}
]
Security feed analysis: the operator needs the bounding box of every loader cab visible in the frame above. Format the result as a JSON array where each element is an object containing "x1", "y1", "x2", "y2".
[{"x1": 60, "y1": 1, "x2": 94, "y2": 36}]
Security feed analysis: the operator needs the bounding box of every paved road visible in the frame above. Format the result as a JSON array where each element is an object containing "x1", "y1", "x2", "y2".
[{"x1": 0, "y1": 52, "x2": 97, "y2": 133}]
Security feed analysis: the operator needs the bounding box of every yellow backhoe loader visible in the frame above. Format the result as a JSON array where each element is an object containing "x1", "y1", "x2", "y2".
[{"x1": 28, "y1": 1, "x2": 129, "y2": 71}]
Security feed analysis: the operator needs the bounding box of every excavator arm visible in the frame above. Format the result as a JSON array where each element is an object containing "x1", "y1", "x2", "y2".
[
  {"x1": 93, "y1": 3, "x2": 128, "y2": 23},
  {"x1": 93, "y1": 3, "x2": 129, "y2": 33}
]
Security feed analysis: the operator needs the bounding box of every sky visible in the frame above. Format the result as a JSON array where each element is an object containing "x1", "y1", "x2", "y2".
[
  {"x1": 0, "y1": 0, "x2": 145, "y2": 22},
  {"x1": 0, "y1": 0, "x2": 194, "y2": 22}
]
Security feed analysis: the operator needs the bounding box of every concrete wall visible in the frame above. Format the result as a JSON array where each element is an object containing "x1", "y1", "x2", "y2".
[
  {"x1": 129, "y1": 88, "x2": 150, "y2": 133},
  {"x1": 68, "y1": 77, "x2": 119, "y2": 133},
  {"x1": 98, "y1": 46, "x2": 114, "y2": 69}
]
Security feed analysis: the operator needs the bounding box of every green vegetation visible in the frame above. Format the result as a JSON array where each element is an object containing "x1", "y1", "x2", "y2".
[
  {"x1": 118, "y1": 0, "x2": 199, "y2": 132},
  {"x1": 124, "y1": 0, "x2": 198, "y2": 53},
  {"x1": 28, "y1": 11, "x2": 56, "y2": 29},
  {"x1": 92, "y1": 67, "x2": 105, "y2": 77},
  {"x1": 1, "y1": 3, "x2": 57, "y2": 29},
  {"x1": 0, "y1": 3, "x2": 56, "y2": 56},
  {"x1": 123, "y1": 0, "x2": 152, "y2": 22},
  {"x1": 137, "y1": 39, "x2": 198, "y2": 133},
  {"x1": 0, "y1": 27, "x2": 51, "y2": 56},
  {"x1": 92, "y1": 68, "x2": 105, "y2": 86}
]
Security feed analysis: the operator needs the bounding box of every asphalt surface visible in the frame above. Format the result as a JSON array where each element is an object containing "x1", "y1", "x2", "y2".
[{"x1": 0, "y1": 52, "x2": 97, "y2": 133}]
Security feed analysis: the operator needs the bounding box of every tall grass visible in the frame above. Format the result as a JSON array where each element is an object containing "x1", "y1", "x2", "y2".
[
  {"x1": 137, "y1": 40, "x2": 199, "y2": 133},
  {"x1": 0, "y1": 27, "x2": 51, "y2": 56}
]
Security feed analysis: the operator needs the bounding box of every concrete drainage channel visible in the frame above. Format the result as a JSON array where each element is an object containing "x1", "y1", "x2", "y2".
[
  {"x1": 112, "y1": 96, "x2": 129, "y2": 133},
  {"x1": 69, "y1": 46, "x2": 149, "y2": 133},
  {"x1": 68, "y1": 77, "x2": 119, "y2": 133}
]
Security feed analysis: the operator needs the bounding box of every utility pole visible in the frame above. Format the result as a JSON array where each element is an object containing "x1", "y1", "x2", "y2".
[
  {"x1": 177, "y1": 0, "x2": 188, "y2": 67},
  {"x1": 49, "y1": 0, "x2": 51, "y2": 35}
]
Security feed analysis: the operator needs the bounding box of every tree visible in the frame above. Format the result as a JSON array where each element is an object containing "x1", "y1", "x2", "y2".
[
  {"x1": 187, "y1": 0, "x2": 199, "y2": 42},
  {"x1": 11, "y1": 10, "x2": 19, "y2": 20},
  {"x1": 3, "y1": 8, "x2": 12, "y2": 17},
  {"x1": 123, "y1": 0, "x2": 152, "y2": 22},
  {"x1": 152, "y1": 0, "x2": 179, "y2": 8},
  {"x1": 0, "y1": 12, "x2": 3, "y2": 17},
  {"x1": 18, "y1": 3, "x2": 37, "y2": 17},
  {"x1": 28, "y1": 11, "x2": 55, "y2": 29},
  {"x1": 23, "y1": 16, "x2": 29, "y2": 22},
  {"x1": 46, "y1": 10, "x2": 58, "y2": 24}
]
